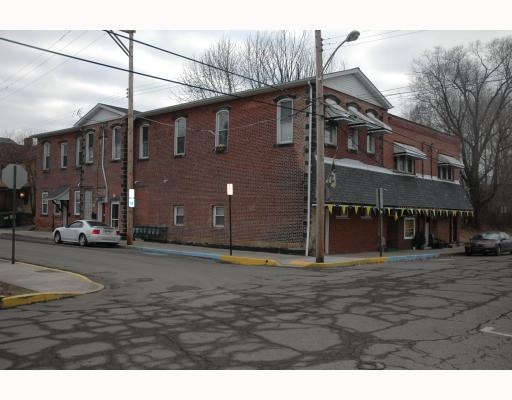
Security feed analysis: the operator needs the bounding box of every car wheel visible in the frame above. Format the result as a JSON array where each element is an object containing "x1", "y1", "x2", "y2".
[
  {"x1": 495, "y1": 245, "x2": 501, "y2": 256},
  {"x1": 54, "y1": 232, "x2": 62, "y2": 244},
  {"x1": 79, "y1": 234, "x2": 88, "y2": 247}
]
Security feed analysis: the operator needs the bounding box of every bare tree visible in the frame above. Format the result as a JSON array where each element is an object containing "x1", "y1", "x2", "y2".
[
  {"x1": 407, "y1": 37, "x2": 512, "y2": 226},
  {"x1": 179, "y1": 31, "x2": 317, "y2": 100}
]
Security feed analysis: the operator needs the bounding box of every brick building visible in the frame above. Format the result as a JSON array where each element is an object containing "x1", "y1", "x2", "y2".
[{"x1": 32, "y1": 68, "x2": 472, "y2": 254}]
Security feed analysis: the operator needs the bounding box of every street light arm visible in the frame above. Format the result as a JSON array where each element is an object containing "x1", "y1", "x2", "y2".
[{"x1": 323, "y1": 39, "x2": 347, "y2": 73}]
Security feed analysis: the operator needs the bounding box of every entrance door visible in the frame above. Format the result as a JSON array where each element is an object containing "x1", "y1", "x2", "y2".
[{"x1": 111, "y1": 202, "x2": 120, "y2": 229}]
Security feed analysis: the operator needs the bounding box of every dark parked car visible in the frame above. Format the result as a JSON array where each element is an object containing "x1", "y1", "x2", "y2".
[{"x1": 465, "y1": 231, "x2": 512, "y2": 256}]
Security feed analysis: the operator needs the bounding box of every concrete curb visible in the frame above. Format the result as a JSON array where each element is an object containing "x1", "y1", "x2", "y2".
[
  {"x1": 300, "y1": 253, "x2": 440, "y2": 268},
  {"x1": 0, "y1": 265, "x2": 104, "y2": 309}
]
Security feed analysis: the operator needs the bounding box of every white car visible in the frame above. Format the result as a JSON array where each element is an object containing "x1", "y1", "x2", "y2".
[{"x1": 53, "y1": 220, "x2": 121, "y2": 247}]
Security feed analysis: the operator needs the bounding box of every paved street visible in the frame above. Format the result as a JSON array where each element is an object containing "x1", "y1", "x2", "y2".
[{"x1": 0, "y1": 238, "x2": 511, "y2": 369}]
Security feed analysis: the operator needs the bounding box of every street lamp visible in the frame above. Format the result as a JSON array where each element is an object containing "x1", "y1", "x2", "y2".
[{"x1": 315, "y1": 29, "x2": 359, "y2": 263}]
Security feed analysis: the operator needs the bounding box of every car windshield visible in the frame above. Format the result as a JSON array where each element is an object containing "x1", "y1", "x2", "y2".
[
  {"x1": 473, "y1": 232, "x2": 500, "y2": 240},
  {"x1": 86, "y1": 220, "x2": 109, "y2": 227}
]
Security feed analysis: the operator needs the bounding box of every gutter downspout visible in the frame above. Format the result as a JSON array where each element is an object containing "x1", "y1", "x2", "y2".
[
  {"x1": 101, "y1": 124, "x2": 108, "y2": 216},
  {"x1": 306, "y1": 81, "x2": 314, "y2": 256}
]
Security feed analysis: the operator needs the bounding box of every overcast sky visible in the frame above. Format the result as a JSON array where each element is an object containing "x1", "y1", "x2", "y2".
[{"x1": 1, "y1": 1, "x2": 511, "y2": 139}]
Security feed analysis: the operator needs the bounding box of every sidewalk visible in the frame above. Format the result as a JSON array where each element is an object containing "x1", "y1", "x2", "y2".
[{"x1": 0, "y1": 227, "x2": 464, "y2": 308}]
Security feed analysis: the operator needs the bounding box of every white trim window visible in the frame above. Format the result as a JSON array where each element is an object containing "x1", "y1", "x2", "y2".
[
  {"x1": 76, "y1": 137, "x2": 83, "y2": 166},
  {"x1": 215, "y1": 110, "x2": 229, "y2": 149},
  {"x1": 74, "y1": 190, "x2": 81, "y2": 216},
  {"x1": 86, "y1": 131, "x2": 94, "y2": 163},
  {"x1": 277, "y1": 99, "x2": 293, "y2": 144},
  {"x1": 438, "y1": 165, "x2": 453, "y2": 180},
  {"x1": 404, "y1": 217, "x2": 415, "y2": 239},
  {"x1": 348, "y1": 128, "x2": 358, "y2": 151},
  {"x1": 60, "y1": 142, "x2": 68, "y2": 169},
  {"x1": 213, "y1": 205, "x2": 225, "y2": 228},
  {"x1": 41, "y1": 191, "x2": 49, "y2": 215},
  {"x1": 139, "y1": 125, "x2": 149, "y2": 159},
  {"x1": 43, "y1": 142, "x2": 50, "y2": 170},
  {"x1": 325, "y1": 123, "x2": 337, "y2": 146},
  {"x1": 394, "y1": 155, "x2": 416, "y2": 174},
  {"x1": 367, "y1": 134, "x2": 375, "y2": 154},
  {"x1": 174, "y1": 205, "x2": 185, "y2": 226},
  {"x1": 112, "y1": 126, "x2": 121, "y2": 160},
  {"x1": 174, "y1": 117, "x2": 186, "y2": 156}
]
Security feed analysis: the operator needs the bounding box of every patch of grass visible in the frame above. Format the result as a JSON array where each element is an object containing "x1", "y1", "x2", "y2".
[{"x1": 0, "y1": 281, "x2": 32, "y2": 297}]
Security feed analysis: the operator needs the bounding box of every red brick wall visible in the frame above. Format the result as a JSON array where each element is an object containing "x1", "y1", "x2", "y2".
[
  {"x1": 329, "y1": 210, "x2": 379, "y2": 253},
  {"x1": 131, "y1": 89, "x2": 309, "y2": 250}
]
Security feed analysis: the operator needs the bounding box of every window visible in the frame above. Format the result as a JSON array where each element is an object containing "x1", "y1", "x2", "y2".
[
  {"x1": 277, "y1": 99, "x2": 293, "y2": 144},
  {"x1": 348, "y1": 128, "x2": 358, "y2": 151},
  {"x1": 140, "y1": 125, "x2": 149, "y2": 159},
  {"x1": 367, "y1": 134, "x2": 375, "y2": 154},
  {"x1": 175, "y1": 117, "x2": 186, "y2": 156},
  {"x1": 112, "y1": 127, "x2": 121, "y2": 160},
  {"x1": 111, "y1": 202, "x2": 120, "y2": 229},
  {"x1": 438, "y1": 165, "x2": 453, "y2": 180},
  {"x1": 213, "y1": 205, "x2": 225, "y2": 228},
  {"x1": 74, "y1": 190, "x2": 81, "y2": 216},
  {"x1": 325, "y1": 123, "x2": 337, "y2": 146},
  {"x1": 334, "y1": 206, "x2": 349, "y2": 219},
  {"x1": 404, "y1": 217, "x2": 415, "y2": 239},
  {"x1": 394, "y1": 155, "x2": 415, "y2": 174},
  {"x1": 43, "y1": 142, "x2": 50, "y2": 170},
  {"x1": 41, "y1": 191, "x2": 48, "y2": 215},
  {"x1": 76, "y1": 137, "x2": 83, "y2": 166},
  {"x1": 174, "y1": 205, "x2": 184, "y2": 226},
  {"x1": 60, "y1": 142, "x2": 68, "y2": 168},
  {"x1": 86, "y1": 131, "x2": 94, "y2": 163},
  {"x1": 215, "y1": 110, "x2": 229, "y2": 149}
]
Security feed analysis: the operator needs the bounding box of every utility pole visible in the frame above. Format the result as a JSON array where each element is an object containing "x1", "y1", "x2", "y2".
[
  {"x1": 126, "y1": 30, "x2": 134, "y2": 245},
  {"x1": 315, "y1": 30, "x2": 325, "y2": 263}
]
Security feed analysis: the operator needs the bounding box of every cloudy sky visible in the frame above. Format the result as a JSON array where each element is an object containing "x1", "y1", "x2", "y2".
[{"x1": 1, "y1": 1, "x2": 511, "y2": 139}]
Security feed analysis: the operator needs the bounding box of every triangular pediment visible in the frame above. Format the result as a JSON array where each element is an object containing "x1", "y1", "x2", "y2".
[
  {"x1": 323, "y1": 68, "x2": 393, "y2": 110},
  {"x1": 73, "y1": 103, "x2": 127, "y2": 127}
]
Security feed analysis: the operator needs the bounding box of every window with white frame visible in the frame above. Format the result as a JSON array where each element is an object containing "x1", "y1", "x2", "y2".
[
  {"x1": 215, "y1": 110, "x2": 229, "y2": 149},
  {"x1": 175, "y1": 117, "x2": 186, "y2": 156},
  {"x1": 277, "y1": 99, "x2": 293, "y2": 144},
  {"x1": 367, "y1": 134, "x2": 375, "y2": 154},
  {"x1": 112, "y1": 126, "x2": 121, "y2": 160},
  {"x1": 41, "y1": 191, "x2": 48, "y2": 215},
  {"x1": 213, "y1": 205, "x2": 225, "y2": 228},
  {"x1": 76, "y1": 137, "x2": 83, "y2": 166},
  {"x1": 140, "y1": 125, "x2": 149, "y2": 159},
  {"x1": 394, "y1": 155, "x2": 415, "y2": 174},
  {"x1": 174, "y1": 205, "x2": 185, "y2": 226},
  {"x1": 325, "y1": 123, "x2": 337, "y2": 146},
  {"x1": 438, "y1": 165, "x2": 453, "y2": 180},
  {"x1": 85, "y1": 131, "x2": 94, "y2": 163},
  {"x1": 74, "y1": 190, "x2": 81, "y2": 216},
  {"x1": 43, "y1": 142, "x2": 50, "y2": 170},
  {"x1": 404, "y1": 217, "x2": 415, "y2": 239},
  {"x1": 60, "y1": 142, "x2": 68, "y2": 168},
  {"x1": 348, "y1": 128, "x2": 358, "y2": 151}
]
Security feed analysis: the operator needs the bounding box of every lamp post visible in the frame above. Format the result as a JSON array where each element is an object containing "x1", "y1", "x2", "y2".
[{"x1": 315, "y1": 29, "x2": 359, "y2": 263}]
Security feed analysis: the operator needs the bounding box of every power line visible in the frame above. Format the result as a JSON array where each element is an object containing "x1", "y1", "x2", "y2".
[{"x1": 0, "y1": 35, "x2": 310, "y2": 116}]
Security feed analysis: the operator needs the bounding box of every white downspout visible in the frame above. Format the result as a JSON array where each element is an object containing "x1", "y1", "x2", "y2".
[
  {"x1": 101, "y1": 125, "x2": 108, "y2": 213},
  {"x1": 305, "y1": 81, "x2": 314, "y2": 256}
]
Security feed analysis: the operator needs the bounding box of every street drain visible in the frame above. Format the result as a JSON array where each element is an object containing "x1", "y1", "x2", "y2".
[{"x1": 357, "y1": 361, "x2": 386, "y2": 370}]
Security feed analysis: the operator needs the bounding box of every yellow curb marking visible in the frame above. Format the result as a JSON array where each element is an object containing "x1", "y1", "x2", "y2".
[{"x1": 219, "y1": 256, "x2": 281, "y2": 267}]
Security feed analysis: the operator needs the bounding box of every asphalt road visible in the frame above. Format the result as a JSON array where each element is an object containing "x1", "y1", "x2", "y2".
[{"x1": 1, "y1": 238, "x2": 511, "y2": 369}]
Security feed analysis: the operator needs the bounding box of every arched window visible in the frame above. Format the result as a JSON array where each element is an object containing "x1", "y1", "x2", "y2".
[{"x1": 216, "y1": 110, "x2": 229, "y2": 149}]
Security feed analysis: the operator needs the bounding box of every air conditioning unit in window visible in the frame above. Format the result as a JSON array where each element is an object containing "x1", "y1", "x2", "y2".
[{"x1": 215, "y1": 144, "x2": 227, "y2": 152}]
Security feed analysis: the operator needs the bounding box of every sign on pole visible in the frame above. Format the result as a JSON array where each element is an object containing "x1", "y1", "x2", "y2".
[{"x1": 2, "y1": 163, "x2": 28, "y2": 189}]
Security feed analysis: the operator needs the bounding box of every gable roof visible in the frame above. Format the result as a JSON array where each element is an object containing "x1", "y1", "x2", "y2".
[{"x1": 73, "y1": 103, "x2": 129, "y2": 127}]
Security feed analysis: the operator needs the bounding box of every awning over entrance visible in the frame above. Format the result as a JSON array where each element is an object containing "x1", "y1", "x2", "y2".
[
  {"x1": 438, "y1": 154, "x2": 464, "y2": 169},
  {"x1": 47, "y1": 186, "x2": 70, "y2": 201},
  {"x1": 393, "y1": 142, "x2": 427, "y2": 160}
]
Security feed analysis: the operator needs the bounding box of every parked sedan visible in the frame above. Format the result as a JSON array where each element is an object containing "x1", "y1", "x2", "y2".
[
  {"x1": 465, "y1": 231, "x2": 512, "y2": 256},
  {"x1": 53, "y1": 220, "x2": 121, "y2": 247}
]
